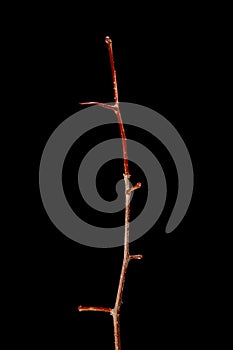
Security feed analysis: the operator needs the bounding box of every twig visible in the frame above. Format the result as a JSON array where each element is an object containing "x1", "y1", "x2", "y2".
[
  {"x1": 78, "y1": 306, "x2": 112, "y2": 313},
  {"x1": 78, "y1": 36, "x2": 142, "y2": 350}
]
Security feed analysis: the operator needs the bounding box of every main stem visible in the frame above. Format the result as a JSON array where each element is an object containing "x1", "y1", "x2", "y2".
[
  {"x1": 105, "y1": 36, "x2": 129, "y2": 176},
  {"x1": 112, "y1": 172, "x2": 131, "y2": 349},
  {"x1": 106, "y1": 37, "x2": 133, "y2": 350},
  {"x1": 78, "y1": 36, "x2": 142, "y2": 350}
]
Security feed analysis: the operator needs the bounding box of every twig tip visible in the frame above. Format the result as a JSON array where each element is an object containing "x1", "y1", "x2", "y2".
[{"x1": 105, "y1": 36, "x2": 112, "y2": 44}]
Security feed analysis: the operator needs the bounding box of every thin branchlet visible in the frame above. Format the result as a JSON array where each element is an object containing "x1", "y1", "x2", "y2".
[{"x1": 78, "y1": 36, "x2": 142, "y2": 350}]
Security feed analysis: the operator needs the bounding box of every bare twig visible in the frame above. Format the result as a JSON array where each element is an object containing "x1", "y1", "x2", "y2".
[
  {"x1": 78, "y1": 306, "x2": 111, "y2": 313},
  {"x1": 78, "y1": 36, "x2": 142, "y2": 350}
]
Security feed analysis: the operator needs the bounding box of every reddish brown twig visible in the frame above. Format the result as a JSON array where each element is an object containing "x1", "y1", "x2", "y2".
[
  {"x1": 78, "y1": 36, "x2": 142, "y2": 350},
  {"x1": 105, "y1": 36, "x2": 118, "y2": 103},
  {"x1": 78, "y1": 306, "x2": 112, "y2": 313}
]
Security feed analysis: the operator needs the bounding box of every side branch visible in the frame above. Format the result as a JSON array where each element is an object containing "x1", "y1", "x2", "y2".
[
  {"x1": 78, "y1": 306, "x2": 112, "y2": 313},
  {"x1": 80, "y1": 101, "x2": 116, "y2": 111},
  {"x1": 126, "y1": 182, "x2": 142, "y2": 194},
  {"x1": 130, "y1": 254, "x2": 143, "y2": 260}
]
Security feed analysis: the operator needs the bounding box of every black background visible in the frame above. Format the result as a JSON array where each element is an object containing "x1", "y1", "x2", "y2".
[{"x1": 18, "y1": 6, "x2": 225, "y2": 349}]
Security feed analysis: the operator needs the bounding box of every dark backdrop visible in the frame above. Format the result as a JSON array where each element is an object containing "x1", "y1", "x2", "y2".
[{"x1": 23, "y1": 10, "x2": 221, "y2": 349}]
